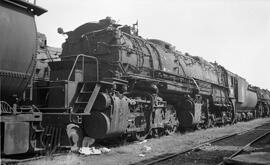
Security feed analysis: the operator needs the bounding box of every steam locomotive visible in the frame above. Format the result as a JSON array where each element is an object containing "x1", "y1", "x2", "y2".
[{"x1": 1, "y1": 1, "x2": 269, "y2": 157}]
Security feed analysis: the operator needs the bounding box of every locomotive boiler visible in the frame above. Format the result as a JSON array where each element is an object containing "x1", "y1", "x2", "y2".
[{"x1": 0, "y1": 0, "x2": 47, "y2": 155}]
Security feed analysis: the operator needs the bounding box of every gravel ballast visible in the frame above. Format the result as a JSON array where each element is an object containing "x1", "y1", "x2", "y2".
[{"x1": 25, "y1": 118, "x2": 270, "y2": 165}]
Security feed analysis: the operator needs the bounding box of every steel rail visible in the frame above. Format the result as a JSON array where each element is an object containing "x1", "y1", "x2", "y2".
[
  {"x1": 2, "y1": 124, "x2": 269, "y2": 165},
  {"x1": 0, "y1": 132, "x2": 237, "y2": 165},
  {"x1": 133, "y1": 127, "x2": 264, "y2": 165},
  {"x1": 220, "y1": 129, "x2": 270, "y2": 165},
  {"x1": 132, "y1": 133, "x2": 239, "y2": 165}
]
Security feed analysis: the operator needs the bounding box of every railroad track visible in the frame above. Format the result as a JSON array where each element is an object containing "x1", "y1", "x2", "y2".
[
  {"x1": 221, "y1": 128, "x2": 270, "y2": 165},
  {"x1": 131, "y1": 122, "x2": 270, "y2": 165},
  {"x1": 2, "y1": 122, "x2": 270, "y2": 165},
  {"x1": 0, "y1": 133, "x2": 238, "y2": 165}
]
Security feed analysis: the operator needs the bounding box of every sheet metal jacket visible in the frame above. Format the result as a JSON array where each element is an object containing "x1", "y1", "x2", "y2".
[{"x1": 0, "y1": 0, "x2": 47, "y2": 103}]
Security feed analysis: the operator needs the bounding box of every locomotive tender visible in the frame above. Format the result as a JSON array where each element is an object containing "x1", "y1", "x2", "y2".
[{"x1": 1, "y1": 7, "x2": 269, "y2": 156}]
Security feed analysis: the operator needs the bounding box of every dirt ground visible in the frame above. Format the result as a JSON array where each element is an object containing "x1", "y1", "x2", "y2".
[{"x1": 24, "y1": 118, "x2": 270, "y2": 165}]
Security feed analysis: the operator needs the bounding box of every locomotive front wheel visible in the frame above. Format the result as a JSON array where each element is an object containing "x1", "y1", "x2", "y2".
[
  {"x1": 207, "y1": 118, "x2": 215, "y2": 128},
  {"x1": 195, "y1": 124, "x2": 202, "y2": 130},
  {"x1": 150, "y1": 128, "x2": 162, "y2": 137}
]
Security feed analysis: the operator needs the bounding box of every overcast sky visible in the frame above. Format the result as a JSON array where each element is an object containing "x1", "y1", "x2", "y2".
[{"x1": 36, "y1": 0, "x2": 270, "y2": 90}]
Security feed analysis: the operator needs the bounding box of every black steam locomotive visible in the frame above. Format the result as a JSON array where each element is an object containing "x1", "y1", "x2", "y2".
[{"x1": 1, "y1": 1, "x2": 269, "y2": 157}]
